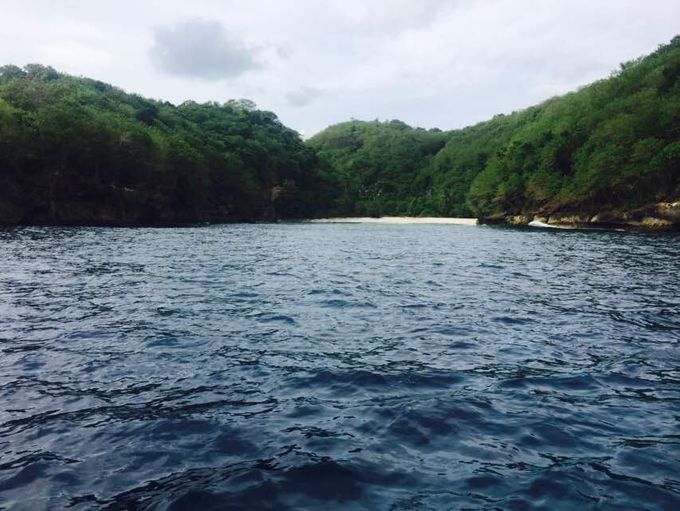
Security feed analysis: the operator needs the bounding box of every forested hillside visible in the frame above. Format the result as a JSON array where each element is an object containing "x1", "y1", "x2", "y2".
[
  {"x1": 1, "y1": 35, "x2": 679, "y2": 227},
  {"x1": 311, "y1": 36, "x2": 680, "y2": 226},
  {"x1": 0, "y1": 65, "x2": 333, "y2": 225},
  {"x1": 306, "y1": 120, "x2": 449, "y2": 216}
]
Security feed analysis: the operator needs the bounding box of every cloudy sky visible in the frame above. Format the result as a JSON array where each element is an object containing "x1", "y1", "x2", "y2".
[{"x1": 1, "y1": 0, "x2": 679, "y2": 136}]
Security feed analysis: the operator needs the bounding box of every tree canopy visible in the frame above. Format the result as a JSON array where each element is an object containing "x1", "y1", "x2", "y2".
[{"x1": 0, "y1": 64, "x2": 333, "y2": 224}]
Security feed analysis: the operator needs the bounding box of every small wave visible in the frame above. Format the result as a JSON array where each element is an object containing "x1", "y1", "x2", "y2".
[{"x1": 1, "y1": 224, "x2": 678, "y2": 510}]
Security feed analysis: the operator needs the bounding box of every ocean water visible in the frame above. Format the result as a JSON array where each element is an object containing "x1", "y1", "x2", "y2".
[{"x1": 0, "y1": 224, "x2": 679, "y2": 510}]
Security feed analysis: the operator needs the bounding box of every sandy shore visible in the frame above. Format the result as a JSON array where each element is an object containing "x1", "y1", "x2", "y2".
[{"x1": 309, "y1": 216, "x2": 478, "y2": 225}]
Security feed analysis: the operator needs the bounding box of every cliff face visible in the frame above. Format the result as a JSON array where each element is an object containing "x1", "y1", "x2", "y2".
[
  {"x1": 0, "y1": 178, "x2": 295, "y2": 226},
  {"x1": 0, "y1": 188, "x2": 261, "y2": 226},
  {"x1": 482, "y1": 200, "x2": 680, "y2": 230},
  {"x1": 0, "y1": 177, "x2": 305, "y2": 226}
]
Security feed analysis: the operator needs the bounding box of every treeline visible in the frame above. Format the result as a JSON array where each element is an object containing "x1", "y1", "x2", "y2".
[
  {"x1": 310, "y1": 36, "x2": 680, "y2": 220},
  {"x1": 0, "y1": 64, "x2": 334, "y2": 224}
]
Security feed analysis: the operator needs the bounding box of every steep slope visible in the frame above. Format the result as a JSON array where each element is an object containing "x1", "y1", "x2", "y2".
[
  {"x1": 0, "y1": 65, "x2": 333, "y2": 225},
  {"x1": 466, "y1": 36, "x2": 680, "y2": 226},
  {"x1": 311, "y1": 36, "x2": 680, "y2": 227}
]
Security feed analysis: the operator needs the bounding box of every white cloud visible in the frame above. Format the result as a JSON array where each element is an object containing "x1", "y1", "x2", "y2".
[
  {"x1": 286, "y1": 86, "x2": 323, "y2": 107},
  {"x1": 150, "y1": 19, "x2": 261, "y2": 80}
]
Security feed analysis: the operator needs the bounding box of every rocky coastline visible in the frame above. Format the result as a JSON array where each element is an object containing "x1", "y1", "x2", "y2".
[{"x1": 482, "y1": 200, "x2": 680, "y2": 230}]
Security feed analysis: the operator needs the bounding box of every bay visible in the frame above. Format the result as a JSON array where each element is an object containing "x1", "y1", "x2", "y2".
[{"x1": 0, "y1": 224, "x2": 679, "y2": 510}]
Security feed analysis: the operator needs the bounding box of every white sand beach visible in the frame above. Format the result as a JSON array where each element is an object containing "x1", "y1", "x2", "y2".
[{"x1": 309, "y1": 217, "x2": 478, "y2": 225}]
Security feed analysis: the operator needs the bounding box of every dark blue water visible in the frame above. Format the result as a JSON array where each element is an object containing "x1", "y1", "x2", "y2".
[{"x1": 0, "y1": 224, "x2": 679, "y2": 510}]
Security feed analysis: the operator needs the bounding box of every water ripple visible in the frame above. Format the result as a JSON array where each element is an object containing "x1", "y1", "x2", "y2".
[{"x1": 0, "y1": 224, "x2": 679, "y2": 510}]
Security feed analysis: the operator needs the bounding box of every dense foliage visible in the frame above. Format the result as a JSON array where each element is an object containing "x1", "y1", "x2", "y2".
[
  {"x1": 306, "y1": 120, "x2": 449, "y2": 216},
  {"x1": 311, "y1": 36, "x2": 680, "y2": 218},
  {"x1": 1, "y1": 35, "x2": 679, "y2": 225},
  {"x1": 0, "y1": 65, "x2": 333, "y2": 224}
]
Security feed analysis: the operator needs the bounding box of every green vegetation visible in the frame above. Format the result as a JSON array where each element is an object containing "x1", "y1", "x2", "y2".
[
  {"x1": 0, "y1": 65, "x2": 333, "y2": 224},
  {"x1": 306, "y1": 120, "x2": 449, "y2": 216},
  {"x1": 309, "y1": 115, "x2": 528, "y2": 217},
  {"x1": 311, "y1": 36, "x2": 680, "y2": 220},
  {"x1": 1, "y1": 35, "x2": 679, "y2": 225}
]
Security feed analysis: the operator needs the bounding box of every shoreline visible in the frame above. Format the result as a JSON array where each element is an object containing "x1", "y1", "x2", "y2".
[{"x1": 308, "y1": 217, "x2": 478, "y2": 225}]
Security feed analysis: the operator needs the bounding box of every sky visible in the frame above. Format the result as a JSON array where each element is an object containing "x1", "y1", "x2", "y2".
[{"x1": 1, "y1": 0, "x2": 679, "y2": 136}]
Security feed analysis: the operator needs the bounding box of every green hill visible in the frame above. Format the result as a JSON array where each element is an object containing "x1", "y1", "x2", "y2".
[
  {"x1": 0, "y1": 65, "x2": 333, "y2": 225},
  {"x1": 306, "y1": 119, "x2": 449, "y2": 216},
  {"x1": 310, "y1": 36, "x2": 680, "y2": 227},
  {"x1": 1, "y1": 35, "x2": 679, "y2": 228}
]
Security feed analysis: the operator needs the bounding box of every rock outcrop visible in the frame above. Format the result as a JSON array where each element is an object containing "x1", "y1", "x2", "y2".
[{"x1": 482, "y1": 200, "x2": 680, "y2": 230}]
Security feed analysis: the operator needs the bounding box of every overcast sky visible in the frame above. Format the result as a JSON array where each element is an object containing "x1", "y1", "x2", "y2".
[{"x1": 1, "y1": 0, "x2": 679, "y2": 136}]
